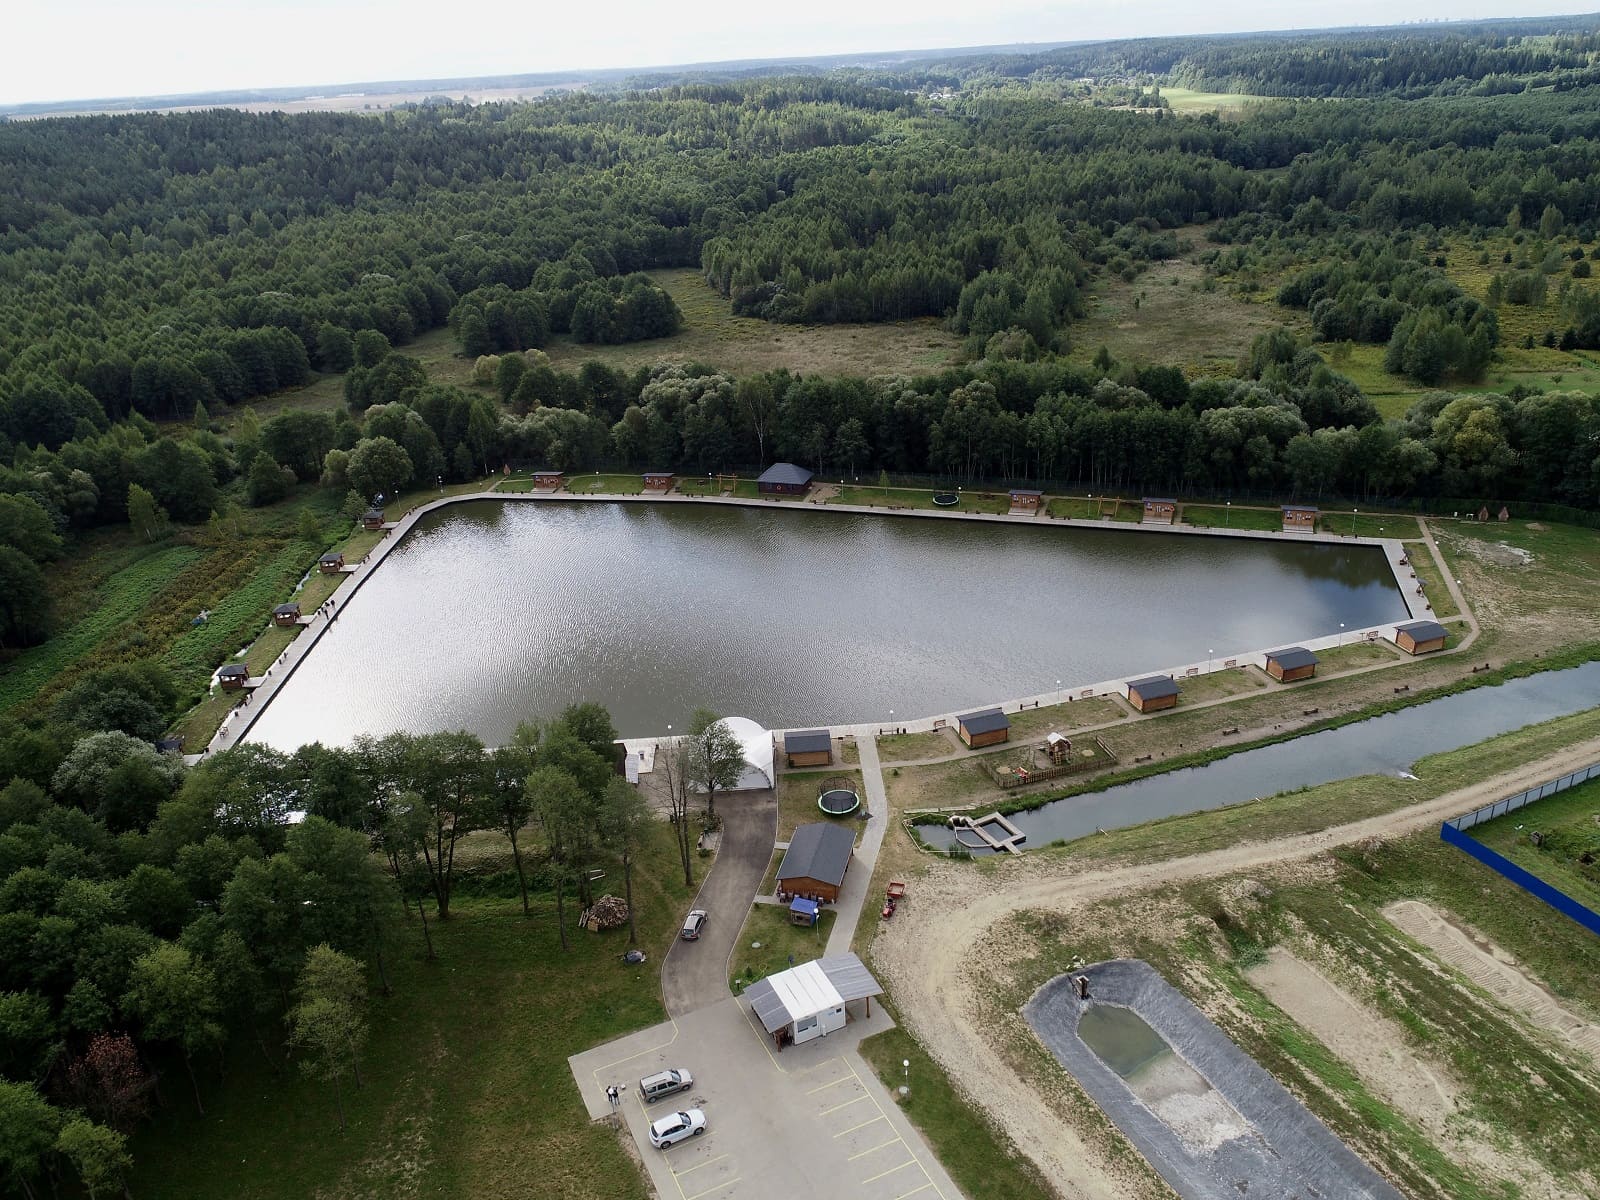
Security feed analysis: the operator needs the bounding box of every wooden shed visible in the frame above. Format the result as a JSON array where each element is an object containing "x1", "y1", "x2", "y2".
[
  {"x1": 361, "y1": 508, "x2": 386, "y2": 530},
  {"x1": 272, "y1": 602, "x2": 301, "y2": 627},
  {"x1": 642, "y1": 471, "x2": 674, "y2": 493},
  {"x1": 1142, "y1": 498, "x2": 1177, "y2": 525},
  {"x1": 956, "y1": 707, "x2": 1010, "y2": 748},
  {"x1": 1393, "y1": 619, "x2": 1448, "y2": 656},
  {"x1": 785, "y1": 729, "x2": 833, "y2": 768},
  {"x1": 757, "y1": 462, "x2": 814, "y2": 496},
  {"x1": 1009, "y1": 489, "x2": 1043, "y2": 512},
  {"x1": 218, "y1": 663, "x2": 249, "y2": 691},
  {"x1": 531, "y1": 470, "x2": 564, "y2": 490},
  {"x1": 318, "y1": 551, "x2": 345, "y2": 574},
  {"x1": 1264, "y1": 646, "x2": 1319, "y2": 682},
  {"x1": 776, "y1": 822, "x2": 855, "y2": 903},
  {"x1": 1281, "y1": 505, "x2": 1318, "y2": 533},
  {"x1": 1127, "y1": 674, "x2": 1181, "y2": 713}
]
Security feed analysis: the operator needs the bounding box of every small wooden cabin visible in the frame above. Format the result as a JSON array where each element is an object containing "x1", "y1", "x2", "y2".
[
  {"x1": 1142, "y1": 498, "x2": 1177, "y2": 525},
  {"x1": 957, "y1": 707, "x2": 1011, "y2": 749},
  {"x1": 1127, "y1": 674, "x2": 1180, "y2": 713},
  {"x1": 1393, "y1": 619, "x2": 1448, "y2": 656},
  {"x1": 1281, "y1": 505, "x2": 1318, "y2": 533},
  {"x1": 642, "y1": 471, "x2": 674, "y2": 493},
  {"x1": 1264, "y1": 646, "x2": 1319, "y2": 682},
  {"x1": 531, "y1": 470, "x2": 564, "y2": 490},
  {"x1": 1009, "y1": 489, "x2": 1043, "y2": 512},
  {"x1": 361, "y1": 508, "x2": 386, "y2": 530},
  {"x1": 155, "y1": 735, "x2": 184, "y2": 755},
  {"x1": 757, "y1": 462, "x2": 814, "y2": 496},
  {"x1": 776, "y1": 823, "x2": 855, "y2": 903},
  {"x1": 318, "y1": 551, "x2": 345, "y2": 574},
  {"x1": 1498, "y1": 505, "x2": 1510, "y2": 522},
  {"x1": 785, "y1": 729, "x2": 833, "y2": 768},
  {"x1": 788, "y1": 897, "x2": 820, "y2": 927},
  {"x1": 272, "y1": 602, "x2": 301, "y2": 627},
  {"x1": 218, "y1": 664, "x2": 249, "y2": 691}
]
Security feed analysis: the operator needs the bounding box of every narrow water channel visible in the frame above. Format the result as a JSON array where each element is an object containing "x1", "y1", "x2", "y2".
[{"x1": 917, "y1": 662, "x2": 1600, "y2": 853}]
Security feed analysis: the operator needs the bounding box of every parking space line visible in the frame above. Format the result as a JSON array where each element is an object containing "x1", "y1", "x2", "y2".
[
  {"x1": 683, "y1": 1178, "x2": 740, "y2": 1200},
  {"x1": 848, "y1": 1136, "x2": 904, "y2": 1162},
  {"x1": 805, "y1": 1074, "x2": 852, "y2": 1095},
  {"x1": 860, "y1": 1158, "x2": 918, "y2": 1185},
  {"x1": 819, "y1": 1093, "x2": 870, "y2": 1117},
  {"x1": 893, "y1": 1183, "x2": 936, "y2": 1200},
  {"x1": 672, "y1": 1153, "x2": 729, "y2": 1178},
  {"x1": 832, "y1": 1114, "x2": 887, "y2": 1138},
  {"x1": 840, "y1": 1058, "x2": 951, "y2": 1200}
]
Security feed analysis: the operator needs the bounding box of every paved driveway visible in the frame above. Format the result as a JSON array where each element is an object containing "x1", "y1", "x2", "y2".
[
  {"x1": 569, "y1": 997, "x2": 963, "y2": 1200},
  {"x1": 662, "y1": 789, "x2": 776, "y2": 1016}
]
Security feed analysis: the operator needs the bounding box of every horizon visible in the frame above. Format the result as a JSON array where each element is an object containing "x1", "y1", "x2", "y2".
[{"x1": 5, "y1": 2, "x2": 1598, "y2": 109}]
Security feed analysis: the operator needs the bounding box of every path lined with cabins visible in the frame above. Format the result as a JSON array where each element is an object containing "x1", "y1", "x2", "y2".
[{"x1": 203, "y1": 481, "x2": 1470, "y2": 760}]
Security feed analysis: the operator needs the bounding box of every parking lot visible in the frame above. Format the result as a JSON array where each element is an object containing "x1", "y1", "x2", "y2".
[{"x1": 569, "y1": 996, "x2": 962, "y2": 1200}]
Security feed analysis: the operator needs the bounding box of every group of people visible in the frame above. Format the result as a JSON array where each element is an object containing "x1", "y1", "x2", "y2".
[{"x1": 605, "y1": 1083, "x2": 628, "y2": 1109}]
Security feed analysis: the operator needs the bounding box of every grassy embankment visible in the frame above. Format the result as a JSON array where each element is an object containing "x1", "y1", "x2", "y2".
[
  {"x1": 1470, "y1": 776, "x2": 1600, "y2": 913},
  {"x1": 130, "y1": 823, "x2": 694, "y2": 1199},
  {"x1": 827, "y1": 485, "x2": 1013, "y2": 514},
  {"x1": 776, "y1": 768, "x2": 864, "y2": 840}
]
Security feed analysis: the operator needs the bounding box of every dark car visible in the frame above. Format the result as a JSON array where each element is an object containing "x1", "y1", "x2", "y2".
[{"x1": 680, "y1": 909, "x2": 707, "y2": 940}]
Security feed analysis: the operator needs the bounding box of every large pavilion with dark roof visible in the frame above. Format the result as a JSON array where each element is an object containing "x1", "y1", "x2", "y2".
[
  {"x1": 776, "y1": 822, "x2": 855, "y2": 903},
  {"x1": 756, "y1": 462, "x2": 814, "y2": 496}
]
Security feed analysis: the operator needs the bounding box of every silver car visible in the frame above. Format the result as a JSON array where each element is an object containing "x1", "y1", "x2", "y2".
[{"x1": 648, "y1": 1108, "x2": 706, "y2": 1149}]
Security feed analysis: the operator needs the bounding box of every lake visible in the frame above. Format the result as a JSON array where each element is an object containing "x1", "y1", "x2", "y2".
[{"x1": 245, "y1": 500, "x2": 1408, "y2": 748}]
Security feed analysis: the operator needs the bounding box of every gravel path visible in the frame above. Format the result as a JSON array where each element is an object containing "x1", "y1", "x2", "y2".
[{"x1": 870, "y1": 736, "x2": 1600, "y2": 1198}]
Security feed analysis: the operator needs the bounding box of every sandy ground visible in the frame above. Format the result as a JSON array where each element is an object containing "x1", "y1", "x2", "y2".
[
  {"x1": 1125, "y1": 1055, "x2": 1250, "y2": 1155},
  {"x1": 869, "y1": 736, "x2": 1600, "y2": 1199}
]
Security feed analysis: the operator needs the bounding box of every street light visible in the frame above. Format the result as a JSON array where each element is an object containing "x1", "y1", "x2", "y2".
[
  {"x1": 1339, "y1": 622, "x2": 1346, "y2": 645},
  {"x1": 1225, "y1": 500, "x2": 1231, "y2": 529},
  {"x1": 1351, "y1": 507, "x2": 1359, "y2": 536}
]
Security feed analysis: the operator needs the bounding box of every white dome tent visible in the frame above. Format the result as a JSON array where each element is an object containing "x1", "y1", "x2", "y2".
[{"x1": 701, "y1": 716, "x2": 773, "y2": 791}]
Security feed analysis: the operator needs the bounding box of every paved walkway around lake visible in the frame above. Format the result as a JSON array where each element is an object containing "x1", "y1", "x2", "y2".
[{"x1": 826, "y1": 736, "x2": 891, "y2": 957}]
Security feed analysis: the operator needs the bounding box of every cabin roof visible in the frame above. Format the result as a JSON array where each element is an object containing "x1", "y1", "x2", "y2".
[
  {"x1": 957, "y1": 706, "x2": 1010, "y2": 735},
  {"x1": 777, "y1": 823, "x2": 855, "y2": 887},
  {"x1": 757, "y1": 462, "x2": 814, "y2": 486},
  {"x1": 1396, "y1": 619, "x2": 1448, "y2": 641},
  {"x1": 1128, "y1": 674, "x2": 1180, "y2": 699},
  {"x1": 785, "y1": 729, "x2": 832, "y2": 755},
  {"x1": 1266, "y1": 646, "x2": 1318, "y2": 670}
]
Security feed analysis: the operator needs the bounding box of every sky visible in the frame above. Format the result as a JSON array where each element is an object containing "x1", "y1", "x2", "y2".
[{"x1": 4, "y1": 1, "x2": 1597, "y2": 106}]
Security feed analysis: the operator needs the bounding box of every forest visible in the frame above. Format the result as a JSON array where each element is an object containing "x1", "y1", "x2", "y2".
[{"x1": 5, "y1": 16, "x2": 1600, "y2": 1192}]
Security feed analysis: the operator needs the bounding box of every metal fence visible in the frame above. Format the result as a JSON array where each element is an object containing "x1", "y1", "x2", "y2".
[
  {"x1": 1439, "y1": 760, "x2": 1600, "y2": 939},
  {"x1": 1445, "y1": 762, "x2": 1600, "y2": 832}
]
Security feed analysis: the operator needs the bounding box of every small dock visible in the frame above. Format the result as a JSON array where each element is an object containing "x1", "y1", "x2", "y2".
[{"x1": 949, "y1": 811, "x2": 1027, "y2": 853}]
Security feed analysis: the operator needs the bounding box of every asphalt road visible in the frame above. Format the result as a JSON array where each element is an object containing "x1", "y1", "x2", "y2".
[{"x1": 661, "y1": 789, "x2": 776, "y2": 1017}]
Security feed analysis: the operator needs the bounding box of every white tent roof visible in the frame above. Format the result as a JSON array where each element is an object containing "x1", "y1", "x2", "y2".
[
  {"x1": 717, "y1": 716, "x2": 773, "y2": 791},
  {"x1": 745, "y1": 954, "x2": 884, "y2": 1034}
]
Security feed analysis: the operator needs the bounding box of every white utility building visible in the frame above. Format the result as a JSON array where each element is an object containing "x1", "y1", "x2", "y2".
[{"x1": 744, "y1": 953, "x2": 884, "y2": 1048}]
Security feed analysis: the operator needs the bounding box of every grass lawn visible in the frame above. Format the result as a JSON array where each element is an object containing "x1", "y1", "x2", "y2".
[
  {"x1": 1181, "y1": 503, "x2": 1282, "y2": 532},
  {"x1": 757, "y1": 849, "x2": 785, "y2": 897},
  {"x1": 1159, "y1": 87, "x2": 1266, "y2": 114},
  {"x1": 876, "y1": 729, "x2": 958, "y2": 763},
  {"x1": 564, "y1": 473, "x2": 645, "y2": 495},
  {"x1": 828, "y1": 485, "x2": 1014, "y2": 515},
  {"x1": 857, "y1": 1023, "x2": 1054, "y2": 1200},
  {"x1": 1405, "y1": 543, "x2": 1458, "y2": 618},
  {"x1": 1168, "y1": 666, "x2": 1271, "y2": 704},
  {"x1": 129, "y1": 823, "x2": 695, "y2": 1199},
  {"x1": 1315, "y1": 640, "x2": 1404, "y2": 672},
  {"x1": 777, "y1": 769, "x2": 864, "y2": 840},
  {"x1": 1006, "y1": 697, "x2": 1124, "y2": 742},
  {"x1": 730, "y1": 478, "x2": 807, "y2": 501},
  {"x1": 1469, "y1": 777, "x2": 1600, "y2": 913},
  {"x1": 728, "y1": 903, "x2": 835, "y2": 993},
  {"x1": 674, "y1": 475, "x2": 732, "y2": 496}
]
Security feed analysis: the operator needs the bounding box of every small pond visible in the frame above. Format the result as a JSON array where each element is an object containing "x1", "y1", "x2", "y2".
[
  {"x1": 918, "y1": 661, "x2": 1600, "y2": 853},
  {"x1": 1078, "y1": 1005, "x2": 1175, "y2": 1079}
]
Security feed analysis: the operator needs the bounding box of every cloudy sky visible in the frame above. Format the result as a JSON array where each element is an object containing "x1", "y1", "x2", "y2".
[{"x1": 4, "y1": 1, "x2": 1595, "y2": 106}]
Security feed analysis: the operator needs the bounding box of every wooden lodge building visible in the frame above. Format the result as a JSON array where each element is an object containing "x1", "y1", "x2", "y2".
[
  {"x1": 642, "y1": 471, "x2": 674, "y2": 492},
  {"x1": 776, "y1": 822, "x2": 855, "y2": 903},
  {"x1": 757, "y1": 462, "x2": 814, "y2": 496},
  {"x1": 1281, "y1": 505, "x2": 1318, "y2": 532},
  {"x1": 361, "y1": 508, "x2": 385, "y2": 530},
  {"x1": 1393, "y1": 619, "x2": 1448, "y2": 656},
  {"x1": 957, "y1": 707, "x2": 1011, "y2": 748},
  {"x1": 1009, "y1": 488, "x2": 1043, "y2": 512},
  {"x1": 218, "y1": 664, "x2": 249, "y2": 690},
  {"x1": 1127, "y1": 674, "x2": 1181, "y2": 713},
  {"x1": 318, "y1": 551, "x2": 345, "y2": 574},
  {"x1": 531, "y1": 470, "x2": 564, "y2": 490},
  {"x1": 1142, "y1": 498, "x2": 1177, "y2": 525},
  {"x1": 784, "y1": 729, "x2": 834, "y2": 768},
  {"x1": 1264, "y1": 646, "x2": 1319, "y2": 682},
  {"x1": 272, "y1": 603, "x2": 301, "y2": 627}
]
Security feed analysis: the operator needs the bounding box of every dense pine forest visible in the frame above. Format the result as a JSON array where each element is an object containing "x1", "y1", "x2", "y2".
[{"x1": 5, "y1": 16, "x2": 1600, "y2": 1194}]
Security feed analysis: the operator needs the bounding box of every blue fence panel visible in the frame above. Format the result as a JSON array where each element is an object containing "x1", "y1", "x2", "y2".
[{"x1": 1439, "y1": 823, "x2": 1600, "y2": 938}]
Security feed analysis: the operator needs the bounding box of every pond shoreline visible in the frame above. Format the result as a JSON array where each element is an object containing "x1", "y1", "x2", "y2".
[{"x1": 213, "y1": 488, "x2": 1436, "y2": 757}]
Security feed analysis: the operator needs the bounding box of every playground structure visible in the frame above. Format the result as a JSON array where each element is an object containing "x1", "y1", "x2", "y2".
[
  {"x1": 817, "y1": 778, "x2": 862, "y2": 816},
  {"x1": 990, "y1": 735, "x2": 1116, "y2": 790},
  {"x1": 949, "y1": 811, "x2": 1027, "y2": 854},
  {"x1": 933, "y1": 492, "x2": 960, "y2": 507}
]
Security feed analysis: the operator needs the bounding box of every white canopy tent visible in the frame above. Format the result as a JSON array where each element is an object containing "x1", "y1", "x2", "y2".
[{"x1": 713, "y1": 716, "x2": 774, "y2": 791}]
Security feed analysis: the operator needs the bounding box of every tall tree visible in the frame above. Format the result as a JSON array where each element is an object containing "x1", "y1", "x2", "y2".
[
  {"x1": 599, "y1": 778, "x2": 653, "y2": 945},
  {"x1": 528, "y1": 766, "x2": 589, "y2": 951},
  {"x1": 685, "y1": 708, "x2": 745, "y2": 820},
  {"x1": 487, "y1": 745, "x2": 535, "y2": 916},
  {"x1": 54, "y1": 1118, "x2": 131, "y2": 1200},
  {"x1": 0, "y1": 1080, "x2": 59, "y2": 1200},
  {"x1": 124, "y1": 943, "x2": 223, "y2": 1116}
]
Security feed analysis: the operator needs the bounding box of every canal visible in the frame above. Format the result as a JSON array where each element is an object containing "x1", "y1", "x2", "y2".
[
  {"x1": 918, "y1": 661, "x2": 1600, "y2": 854},
  {"x1": 246, "y1": 500, "x2": 1407, "y2": 748}
]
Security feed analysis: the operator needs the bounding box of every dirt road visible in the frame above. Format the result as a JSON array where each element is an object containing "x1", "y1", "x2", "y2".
[{"x1": 871, "y1": 736, "x2": 1600, "y2": 1200}]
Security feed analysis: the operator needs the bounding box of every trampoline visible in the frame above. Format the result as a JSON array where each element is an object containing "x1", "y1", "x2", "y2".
[
  {"x1": 818, "y1": 788, "x2": 861, "y2": 816},
  {"x1": 932, "y1": 492, "x2": 960, "y2": 507}
]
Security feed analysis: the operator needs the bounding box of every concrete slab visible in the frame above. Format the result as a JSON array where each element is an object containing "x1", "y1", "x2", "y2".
[{"x1": 570, "y1": 997, "x2": 963, "y2": 1200}]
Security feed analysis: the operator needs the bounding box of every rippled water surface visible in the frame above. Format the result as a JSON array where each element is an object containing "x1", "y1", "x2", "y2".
[{"x1": 246, "y1": 501, "x2": 1408, "y2": 748}]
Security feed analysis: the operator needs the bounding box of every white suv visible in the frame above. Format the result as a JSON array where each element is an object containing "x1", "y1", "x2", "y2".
[{"x1": 648, "y1": 1108, "x2": 707, "y2": 1149}]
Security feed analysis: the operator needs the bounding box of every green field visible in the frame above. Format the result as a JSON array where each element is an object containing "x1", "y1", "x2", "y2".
[
  {"x1": 829, "y1": 485, "x2": 1012, "y2": 514},
  {"x1": 728, "y1": 903, "x2": 836, "y2": 993},
  {"x1": 130, "y1": 824, "x2": 694, "y2": 1199},
  {"x1": 1159, "y1": 87, "x2": 1268, "y2": 114},
  {"x1": 1470, "y1": 777, "x2": 1600, "y2": 913},
  {"x1": 1182, "y1": 503, "x2": 1282, "y2": 532}
]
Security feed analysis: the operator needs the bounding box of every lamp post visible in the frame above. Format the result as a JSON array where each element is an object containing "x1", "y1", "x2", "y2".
[
  {"x1": 1351, "y1": 507, "x2": 1359, "y2": 536},
  {"x1": 1339, "y1": 622, "x2": 1346, "y2": 646},
  {"x1": 1208, "y1": 647, "x2": 1214, "y2": 671},
  {"x1": 1225, "y1": 500, "x2": 1231, "y2": 529}
]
